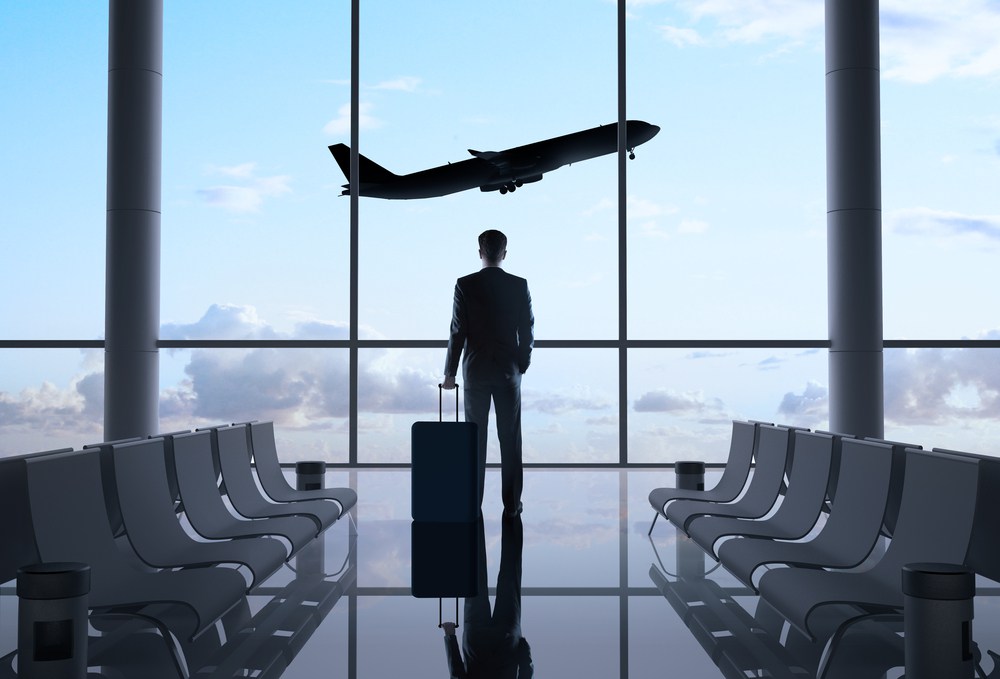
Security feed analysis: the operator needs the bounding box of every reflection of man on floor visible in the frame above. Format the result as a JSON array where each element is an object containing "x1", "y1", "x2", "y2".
[
  {"x1": 442, "y1": 229, "x2": 534, "y2": 517},
  {"x1": 442, "y1": 514, "x2": 532, "y2": 678}
]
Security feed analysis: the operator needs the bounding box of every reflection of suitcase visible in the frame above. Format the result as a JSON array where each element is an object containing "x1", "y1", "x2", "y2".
[
  {"x1": 410, "y1": 520, "x2": 480, "y2": 599},
  {"x1": 411, "y1": 385, "x2": 479, "y2": 522}
]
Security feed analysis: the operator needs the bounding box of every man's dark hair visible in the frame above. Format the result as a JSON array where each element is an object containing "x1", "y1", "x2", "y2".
[{"x1": 479, "y1": 229, "x2": 507, "y2": 263}]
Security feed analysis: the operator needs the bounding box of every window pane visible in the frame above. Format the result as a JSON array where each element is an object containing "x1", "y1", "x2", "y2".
[
  {"x1": 628, "y1": 348, "x2": 828, "y2": 463},
  {"x1": 357, "y1": 1, "x2": 617, "y2": 340},
  {"x1": 161, "y1": 1, "x2": 350, "y2": 337},
  {"x1": 884, "y1": 347, "x2": 1000, "y2": 456},
  {"x1": 0, "y1": 7, "x2": 107, "y2": 339},
  {"x1": 626, "y1": 3, "x2": 826, "y2": 340},
  {"x1": 0, "y1": 349, "x2": 104, "y2": 456},
  {"x1": 161, "y1": 348, "x2": 349, "y2": 463}
]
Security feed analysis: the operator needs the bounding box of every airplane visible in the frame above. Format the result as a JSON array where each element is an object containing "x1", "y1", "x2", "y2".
[{"x1": 328, "y1": 120, "x2": 659, "y2": 199}]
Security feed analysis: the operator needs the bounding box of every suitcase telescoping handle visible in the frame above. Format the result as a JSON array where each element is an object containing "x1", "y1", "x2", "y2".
[{"x1": 437, "y1": 383, "x2": 459, "y2": 422}]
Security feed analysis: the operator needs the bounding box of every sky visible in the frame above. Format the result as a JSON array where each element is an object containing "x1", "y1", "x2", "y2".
[{"x1": 2, "y1": 1, "x2": 1000, "y2": 460}]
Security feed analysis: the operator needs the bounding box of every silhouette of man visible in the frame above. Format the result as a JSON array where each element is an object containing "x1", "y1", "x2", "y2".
[
  {"x1": 443, "y1": 229, "x2": 534, "y2": 517},
  {"x1": 441, "y1": 513, "x2": 532, "y2": 678}
]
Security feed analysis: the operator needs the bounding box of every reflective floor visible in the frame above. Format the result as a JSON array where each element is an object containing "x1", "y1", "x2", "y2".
[{"x1": 3, "y1": 468, "x2": 1000, "y2": 677}]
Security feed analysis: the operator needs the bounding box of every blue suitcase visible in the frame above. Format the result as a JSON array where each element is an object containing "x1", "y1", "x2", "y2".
[{"x1": 411, "y1": 385, "x2": 479, "y2": 522}]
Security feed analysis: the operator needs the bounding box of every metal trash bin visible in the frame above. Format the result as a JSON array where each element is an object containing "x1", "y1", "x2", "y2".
[
  {"x1": 17, "y1": 562, "x2": 91, "y2": 679},
  {"x1": 903, "y1": 562, "x2": 975, "y2": 679}
]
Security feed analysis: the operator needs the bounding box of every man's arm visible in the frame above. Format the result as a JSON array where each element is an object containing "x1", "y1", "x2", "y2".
[
  {"x1": 442, "y1": 623, "x2": 468, "y2": 678},
  {"x1": 518, "y1": 281, "x2": 534, "y2": 374},
  {"x1": 443, "y1": 282, "x2": 466, "y2": 389}
]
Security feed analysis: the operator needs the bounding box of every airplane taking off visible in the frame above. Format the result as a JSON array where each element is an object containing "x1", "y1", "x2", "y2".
[{"x1": 328, "y1": 120, "x2": 659, "y2": 199}]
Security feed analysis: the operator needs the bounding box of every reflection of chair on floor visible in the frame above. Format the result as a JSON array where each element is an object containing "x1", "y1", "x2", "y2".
[
  {"x1": 688, "y1": 430, "x2": 834, "y2": 559},
  {"x1": 756, "y1": 449, "x2": 980, "y2": 675},
  {"x1": 24, "y1": 449, "x2": 249, "y2": 644},
  {"x1": 212, "y1": 425, "x2": 342, "y2": 533},
  {"x1": 648, "y1": 420, "x2": 758, "y2": 534},
  {"x1": 112, "y1": 438, "x2": 288, "y2": 589},
  {"x1": 666, "y1": 425, "x2": 793, "y2": 534},
  {"x1": 168, "y1": 430, "x2": 318, "y2": 556},
  {"x1": 717, "y1": 438, "x2": 896, "y2": 590},
  {"x1": 248, "y1": 420, "x2": 358, "y2": 514}
]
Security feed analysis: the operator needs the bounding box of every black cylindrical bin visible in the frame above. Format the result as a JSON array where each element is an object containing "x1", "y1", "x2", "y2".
[
  {"x1": 675, "y1": 461, "x2": 705, "y2": 492},
  {"x1": 17, "y1": 562, "x2": 91, "y2": 679},
  {"x1": 902, "y1": 562, "x2": 975, "y2": 679},
  {"x1": 296, "y1": 460, "x2": 326, "y2": 491}
]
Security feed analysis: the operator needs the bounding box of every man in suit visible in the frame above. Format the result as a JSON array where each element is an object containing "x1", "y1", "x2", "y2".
[{"x1": 443, "y1": 229, "x2": 534, "y2": 517}]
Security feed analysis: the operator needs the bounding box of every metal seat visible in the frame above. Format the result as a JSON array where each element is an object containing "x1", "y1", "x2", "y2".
[
  {"x1": 168, "y1": 430, "x2": 318, "y2": 556},
  {"x1": 24, "y1": 449, "x2": 248, "y2": 642},
  {"x1": 756, "y1": 449, "x2": 980, "y2": 642},
  {"x1": 666, "y1": 425, "x2": 793, "y2": 534},
  {"x1": 688, "y1": 430, "x2": 834, "y2": 559},
  {"x1": 648, "y1": 421, "x2": 757, "y2": 534},
  {"x1": 112, "y1": 437, "x2": 287, "y2": 589},
  {"x1": 248, "y1": 421, "x2": 357, "y2": 514},
  {"x1": 716, "y1": 438, "x2": 896, "y2": 590},
  {"x1": 212, "y1": 424, "x2": 341, "y2": 533}
]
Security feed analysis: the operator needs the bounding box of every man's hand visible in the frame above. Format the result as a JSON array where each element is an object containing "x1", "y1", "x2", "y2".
[
  {"x1": 441, "y1": 621, "x2": 457, "y2": 636},
  {"x1": 442, "y1": 375, "x2": 457, "y2": 390}
]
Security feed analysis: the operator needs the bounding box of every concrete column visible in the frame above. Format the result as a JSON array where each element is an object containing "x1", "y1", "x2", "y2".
[
  {"x1": 826, "y1": 0, "x2": 884, "y2": 438},
  {"x1": 104, "y1": 0, "x2": 162, "y2": 440}
]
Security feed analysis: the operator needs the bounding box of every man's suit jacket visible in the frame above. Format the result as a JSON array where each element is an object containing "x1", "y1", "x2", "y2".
[{"x1": 444, "y1": 267, "x2": 534, "y2": 385}]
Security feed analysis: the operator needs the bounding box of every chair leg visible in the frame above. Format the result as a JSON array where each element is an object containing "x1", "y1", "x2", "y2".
[
  {"x1": 815, "y1": 611, "x2": 901, "y2": 679},
  {"x1": 648, "y1": 511, "x2": 659, "y2": 536}
]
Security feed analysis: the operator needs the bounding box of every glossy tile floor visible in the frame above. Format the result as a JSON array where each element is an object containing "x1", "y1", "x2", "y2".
[{"x1": 3, "y1": 468, "x2": 1000, "y2": 677}]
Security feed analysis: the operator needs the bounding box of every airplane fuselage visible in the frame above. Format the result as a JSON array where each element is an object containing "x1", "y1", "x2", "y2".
[{"x1": 329, "y1": 120, "x2": 659, "y2": 200}]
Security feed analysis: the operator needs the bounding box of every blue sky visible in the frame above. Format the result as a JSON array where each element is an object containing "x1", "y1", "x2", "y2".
[{"x1": 3, "y1": 1, "x2": 1000, "y2": 460}]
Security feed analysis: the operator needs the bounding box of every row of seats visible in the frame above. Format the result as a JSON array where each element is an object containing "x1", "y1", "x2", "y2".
[
  {"x1": 0, "y1": 421, "x2": 356, "y2": 647},
  {"x1": 648, "y1": 420, "x2": 1000, "y2": 649}
]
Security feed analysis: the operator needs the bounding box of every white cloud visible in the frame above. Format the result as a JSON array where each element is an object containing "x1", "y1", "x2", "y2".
[
  {"x1": 197, "y1": 163, "x2": 291, "y2": 213},
  {"x1": 634, "y1": 388, "x2": 724, "y2": 413},
  {"x1": 678, "y1": 218, "x2": 709, "y2": 234},
  {"x1": 322, "y1": 102, "x2": 381, "y2": 136},
  {"x1": 885, "y1": 206, "x2": 1000, "y2": 242},
  {"x1": 657, "y1": 25, "x2": 704, "y2": 47},
  {"x1": 777, "y1": 380, "x2": 828, "y2": 427},
  {"x1": 371, "y1": 76, "x2": 422, "y2": 92},
  {"x1": 525, "y1": 388, "x2": 613, "y2": 416},
  {"x1": 668, "y1": 0, "x2": 1000, "y2": 82}
]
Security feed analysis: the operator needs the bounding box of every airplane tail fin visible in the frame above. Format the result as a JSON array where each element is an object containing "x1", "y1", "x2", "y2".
[{"x1": 327, "y1": 143, "x2": 398, "y2": 184}]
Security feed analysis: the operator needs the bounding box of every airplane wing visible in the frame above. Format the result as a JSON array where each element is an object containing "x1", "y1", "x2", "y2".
[{"x1": 468, "y1": 149, "x2": 540, "y2": 174}]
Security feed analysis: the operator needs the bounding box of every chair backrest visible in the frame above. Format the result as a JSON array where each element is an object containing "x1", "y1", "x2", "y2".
[
  {"x1": 0, "y1": 447, "x2": 72, "y2": 583},
  {"x1": 24, "y1": 449, "x2": 121, "y2": 567},
  {"x1": 709, "y1": 420, "x2": 757, "y2": 497},
  {"x1": 82, "y1": 436, "x2": 144, "y2": 537},
  {"x1": 739, "y1": 425, "x2": 792, "y2": 513},
  {"x1": 151, "y1": 430, "x2": 191, "y2": 506},
  {"x1": 170, "y1": 430, "x2": 232, "y2": 535},
  {"x1": 871, "y1": 449, "x2": 980, "y2": 586},
  {"x1": 933, "y1": 447, "x2": 1000, "y2": 584},
  {"x1": 816, "y1": 438, "x2": 894, "y2": 562},
  {"x1": 111, "y1": 438, "x2": 189, "y2": 559},
  {"x1": 865, "y1": 437, "x2": 921, "y2": 536},
  {"x1": 771, "y1": 430, "x2": 833, "y2": 529}
]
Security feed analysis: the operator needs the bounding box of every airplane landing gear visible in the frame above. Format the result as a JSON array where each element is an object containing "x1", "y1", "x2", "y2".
[
  {"x1": 499, "y1": 186, "x2": 508, "y2": 195},
  {"x1": 627, "y1": 147, "x2": 636, "y2": 160},
  {"x1": 514, "y1": 179, "x2": 524, "y2": 187}
]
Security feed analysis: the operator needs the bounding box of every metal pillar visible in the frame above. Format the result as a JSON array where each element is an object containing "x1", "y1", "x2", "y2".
[
  {"x1": 104, "y1": 0, "x2": 162, "y2": 440},
  {"x1": 826, "y1": 0, "x2": 884, "y2": 438}
]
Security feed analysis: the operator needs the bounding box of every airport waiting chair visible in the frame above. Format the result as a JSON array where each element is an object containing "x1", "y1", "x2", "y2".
[
  {"x1": 716, "y1": 438, "x2": 895, "y2": 591},
  {"x1": 648, "y1": 420, "x2": 757, "y2": 534},
  {"x1": 168, "y1": 430, "x2": 318, "y2": 556},
  {"x1": 756, "y1": 448, "x2": 980, "y2": 642},
  {"x1": 687, "y1": 430, "x2": 834, "y2": 559},
  {"x1": 0, "y1": 447, "x2": 73, "y2": 586},
  {"x1": 666, "y1": 425, "x2": 793, "y2": 534},
  {"x1": 933, "y1": 447, "x2": 1000, "y2": 585},
  {"x1": 24, "y1": 448, "x2": 248, "y2": 642},
  {"x1": 213, "y1": 425, "x2": 341, "y2": 533},
  {"x1": 112, "y1": 438, "x2": 288, "y2": 589},
  {"x1": 248, "y1": 420, "x2": 357, "y2": 514}
]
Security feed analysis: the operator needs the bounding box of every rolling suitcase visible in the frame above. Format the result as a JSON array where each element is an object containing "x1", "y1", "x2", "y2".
[{"x1": 411, "y1": 384, "x2": 479, "y2": 522}]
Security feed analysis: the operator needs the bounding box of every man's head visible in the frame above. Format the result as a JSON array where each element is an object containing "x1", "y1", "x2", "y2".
[{"x1": 478, "y1": 229, "x2": 507, "y2": 266}]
